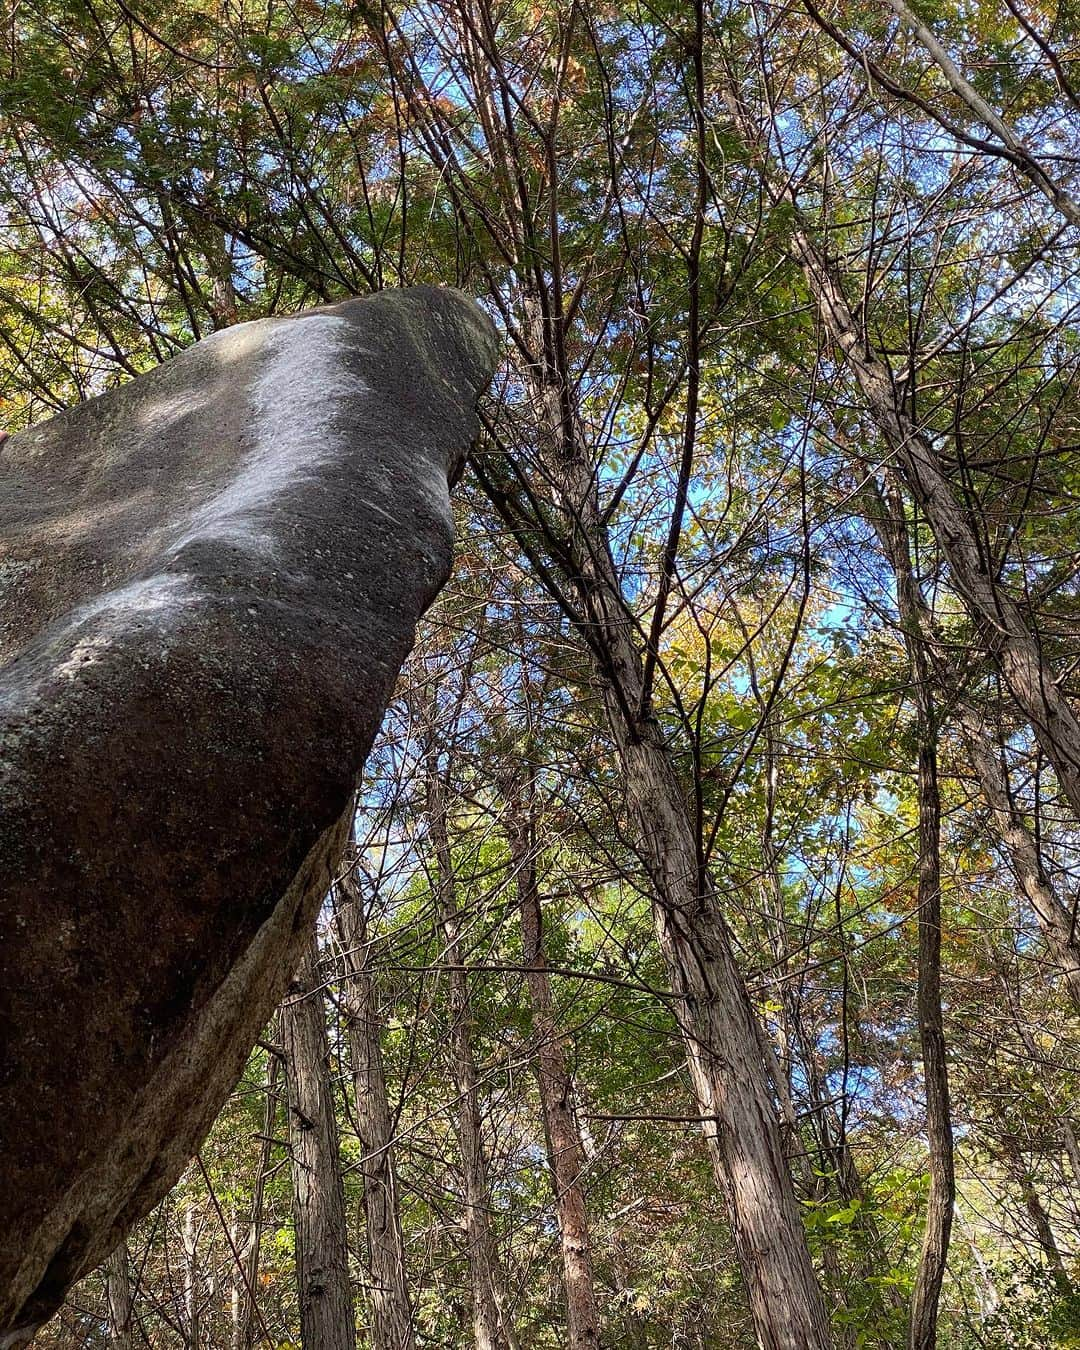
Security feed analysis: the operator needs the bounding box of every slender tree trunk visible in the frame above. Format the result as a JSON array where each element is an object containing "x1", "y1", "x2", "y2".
[
  {"x1": 758, "y1": 726, "x2": 901, "y2": 1334},
  {"x1": 786, "y1": 1004, "x2": 908, "y2": 1328},
  {"x1": 504, "y1": 796, "x2": 601, "y2": 1349},
  {"x1": 230, "y1": 1215, "x2": 243, "y2": 1350},
  {"x1": 281, "y1": 934, "x2": 355, "y2": 1350},
  {"x1": 1063, "y1": 1122, "x2": 1080, "y2": 1196},
  {"x1": 425, "y1": 745, "x2": 514, "y2": 1350},
  {"x1": 757, "y1": 727, "x2": 807, "y2": 1177},
  {"x1": 871, "y1": 482, "x2": 955, "y2": 1350},
  {"x1": 240, "y1": 1052, "x2": 281, "y2": 1350},
  {"x1": 334, "y1": 868, "x2": 416, "y2": 1350},
  {"x1": 182, "y1": 1207, "x2": 201, "y2": 1350},
  {"x1": 105, "y1": 1242, "x2": 133, "y2": 1350},
  {"x1": 759, "y1": 729, "x2": 860, "y2": 1209},
  {"x1": 203, "y1": 223, "x2": 239, "y2": 330},
  {"x1": 623, "y1": 723, "x2": 833, "y2": 1350},
  {"x1": 908, "y1": 691, "x2": 953, "y2": 1350}
]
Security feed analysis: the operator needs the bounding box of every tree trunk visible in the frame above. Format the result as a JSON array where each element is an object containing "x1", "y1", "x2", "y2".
[
  {"x1": 281, "y1": 934, "x2": 355, "y2": 1350},
  {"x1": 425, "y1": 745, "x2": 514, "y2": 1350},
  {"x1": 756, "y1": 732, "x2": 899, "y2": 1340},
  {"x1": 334, "y1": 867, "x2": 417, "y2": 1350},
  {"x1": 105, "y1": 1242, "x2": 133, "y2": 1350},
  {"x1": 356, "y1": 19, "x2": 831, "y2": 1343},
  {"x1": 240, "y1": 1052, "x2": 281, "y2": 1350},
  {"x1": 230, "y1": 1215, "x2": 243, "y2": 1350},
  {"x1": 504, "y1": 796, "x2": 601, "y2": 1350},
  {"x1": 862, "y1": 481, "x2": 1080, "y2": 1013},
  {"x1": 182, "y1": 1207, "x2": 201, "y2": 1350},
  {"x1": 554, "y1": 432, "x2": 830, "y2": 1349},
  {"x1": 907, "y1": 702, "x2": 954, "y2": 1350},
  {"x1": 478, "y1": 303, "x2": 833, "y2": 1350},
  {"x1": 624, "y1": 724, "x2": 834, "y2": 1350},
  {"x1": 871, "y1": 481, "x2": 955, "y2": 1350}
]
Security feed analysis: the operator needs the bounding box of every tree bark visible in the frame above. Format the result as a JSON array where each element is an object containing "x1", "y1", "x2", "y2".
[
  {"x1": 334, "y1": 868, "x2": 417, "y2": 1350},
  {"x1": 105, "y1": 1242, "x2": 133, "y2": 1350},
  {"x1": 624, "y1": 723, "x2": 833, "y2": 1350},
  {"x1": 425, "y1": 744, "x2": 514, "y2": 1350},
  {"x1": 504, "y1": 794, "x2": 601, "y2": 1350},
  {"x1": 281, "y1": 935, "x2": 355, "y2": 1350}
]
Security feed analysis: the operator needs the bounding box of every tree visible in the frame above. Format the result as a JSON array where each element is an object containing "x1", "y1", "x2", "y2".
[
  {"x1": 334, "y1": 864, "x2": 417, "y2": 1350},
  {"x1": 281, "y1": 937, "x2": 355, "y2": 1350},
  {"x1": 503, "y1": 778, "x2": 601, "y2": 1349}
]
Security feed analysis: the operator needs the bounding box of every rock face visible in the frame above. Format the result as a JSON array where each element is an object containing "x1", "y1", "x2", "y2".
[{"x1": 0, "y1": 287, "x2": 497, "y2": 1344}]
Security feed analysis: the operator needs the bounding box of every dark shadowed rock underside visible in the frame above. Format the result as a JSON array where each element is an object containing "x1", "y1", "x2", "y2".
[{"x1": 0, "y1": 287, "x2": 497, "y2": 1345}]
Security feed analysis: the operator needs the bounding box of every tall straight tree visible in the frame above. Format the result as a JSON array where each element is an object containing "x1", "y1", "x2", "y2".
[
  {"x1": 421, "y1": 713, "x2": 515, "y2": 1350},
  {"x1": 281, "y1": 935, "x2": 355, "y2": 1350},
  {"x1": 238, "y1": 1055, "x2": 282, "y2": 1350},
  {"x1": 355, "y1": 3, "x2": 834, "y2": 1343},
  {"x1": 503, "y1": 782, "x2": 601, "y2": 1349},
  {"x1": 871, "y1": 481, "x2": 955, "y2": 1350},
  {"x1": 334, "y1": 865, "x2": 416, "y2": 1350}
]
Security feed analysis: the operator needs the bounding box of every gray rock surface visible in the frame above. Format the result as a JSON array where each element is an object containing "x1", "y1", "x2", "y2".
[{"x1": 0, "y1": 287, "x2": 497, "y2": 1344}]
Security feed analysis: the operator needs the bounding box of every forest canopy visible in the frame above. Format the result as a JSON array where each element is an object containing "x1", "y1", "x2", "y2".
[{"x1": 3, "y1": 0, "x2": 1080, "y2": 1345}]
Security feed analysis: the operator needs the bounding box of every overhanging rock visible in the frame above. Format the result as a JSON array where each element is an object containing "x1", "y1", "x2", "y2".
[{"x1": 0, "y1": 286, "x2": 498, "y2": 1344}]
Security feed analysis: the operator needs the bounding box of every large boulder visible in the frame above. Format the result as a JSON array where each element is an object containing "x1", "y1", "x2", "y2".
[{"x1": 0, "y1": 286, "x2": 497, "y2": 1344}]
